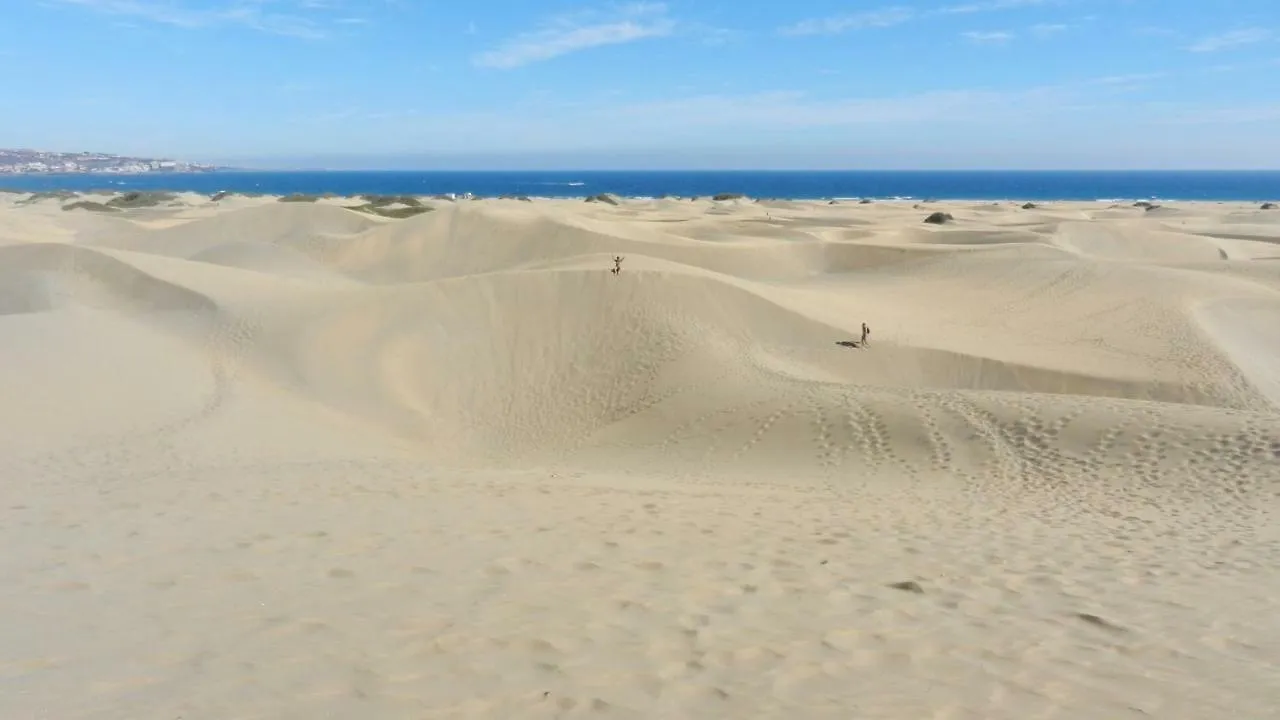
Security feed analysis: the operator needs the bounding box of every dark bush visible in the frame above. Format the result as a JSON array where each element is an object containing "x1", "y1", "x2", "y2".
[
  {"x1": 106, "y1": 191, "x2": 176, "y2": 209},
  {"x1": 62, "y1": 201, "x2": 119, "y2": 212}
]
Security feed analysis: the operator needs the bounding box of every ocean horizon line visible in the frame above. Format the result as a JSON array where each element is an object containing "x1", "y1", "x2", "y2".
[{"x1": 2, "y1": 169, "x2": 1276, "y2": 202}]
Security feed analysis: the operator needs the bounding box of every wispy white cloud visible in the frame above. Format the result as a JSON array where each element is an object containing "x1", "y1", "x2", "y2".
[
  {"x1": 1192, "y1": 57, "x2": 1280, "y2": 75},
  {"x1": 603, "y1": 70, "x2": 1179, "y2": 130},
  {"x1": 54, "y1": 0, "x2": 207, "y2": 29},
  {"x1": 1159, "y1": 103, "x2": 1280, "y2": 125},
  {"x1": 506, "y1": 73, "x2": 1165, "y2": 132},
  {"x1": 596, "y1": 88, "x2": 1047, "y2": 128},
  {"x1": 963, "y1": 30, "x2": 1014, "y2": 44},
  {"x1": 779, "y1": 7, "x2": 914, "y2": 36},
  {"x1": 687, "y1": 23, "x2": 745, "y2": 46},
  {"x1": 473, "y1": 3, "x2": 674, "y2": 69},
  {"x1": 1030, "y1": 22, "x2": 1068, "y2": 38},
  {"x1": 940, "y1": 0, "x2": 1055, "y2": 14},
  {"x1": 243, "y1": 70, "x2": 1280, "y2": 170},
  {"x1": 49, "y1": 0, "x2": 359, "y2": 38},
  {"x1": 1187, "y1": 28, "x2": 1272, "y2": 52},
  {"x1": 1086, "y1": 72, "x2": 1166, "y2": 87},
  {"x1": 782, "y1": 0, "x2": 1063, "y2": 36}
]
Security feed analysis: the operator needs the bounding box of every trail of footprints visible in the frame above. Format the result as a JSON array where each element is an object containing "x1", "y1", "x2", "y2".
[
  {"x1": 633, "y1": 377, "x2": 1280, "y2": 520},
  {"x1": 810, "y1": 399, "x2": 841, "y2": 471},
  {"x1": 726, "y1": 399, "x2": 804, "y2": 464},
  {"x1": 912, "y1": 392, "x2": 957, "y2": 473}
]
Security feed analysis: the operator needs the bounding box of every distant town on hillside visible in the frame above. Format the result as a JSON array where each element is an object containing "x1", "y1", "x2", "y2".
[{"x1": 0, "y1": 149, "x2": 223, "y2": 174}]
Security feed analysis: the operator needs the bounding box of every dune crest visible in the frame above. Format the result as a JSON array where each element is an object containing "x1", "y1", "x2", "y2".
[{"x1": 1, "y1": 193, "x2": 1278, "y2": 720}]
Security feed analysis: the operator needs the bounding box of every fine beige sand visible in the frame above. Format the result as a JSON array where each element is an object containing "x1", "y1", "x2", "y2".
[{"x1": 2, "y1": 190, "x2": 1279, "y2": 719}]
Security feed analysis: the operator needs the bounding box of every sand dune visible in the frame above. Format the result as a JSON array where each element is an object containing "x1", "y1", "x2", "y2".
[
  {"x1": 1195, "y1": 298, "x2": 1280, "y2": 407},
  {"x1": 2, "y1": 193, "x2": 1278, "y2": 720}
]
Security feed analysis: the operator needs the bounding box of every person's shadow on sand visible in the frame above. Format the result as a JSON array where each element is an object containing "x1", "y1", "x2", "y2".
[{"x1": 838, "y1": 323, "x2": 871, "y2": 349}]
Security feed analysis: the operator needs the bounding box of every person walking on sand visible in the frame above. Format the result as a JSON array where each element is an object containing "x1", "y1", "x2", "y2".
[{"x1": 861, "y1": 322, "x2": 870, "y2": 347}]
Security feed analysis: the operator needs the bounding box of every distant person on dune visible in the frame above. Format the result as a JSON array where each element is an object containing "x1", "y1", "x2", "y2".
[{"x1": 861, "y1": 323, "x2": 870, "y2": 347}]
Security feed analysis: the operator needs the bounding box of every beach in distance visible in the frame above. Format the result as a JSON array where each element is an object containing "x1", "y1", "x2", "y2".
[{"x1": 2, "y1": 188, "x2": 1279, "y2": 719}]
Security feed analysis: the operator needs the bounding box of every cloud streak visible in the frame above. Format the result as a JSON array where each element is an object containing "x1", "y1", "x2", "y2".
[
  {"x1": 779, "y1": 7, "x2": 914, "y2": 36},
  {"x1": 1030, "y1": 23, "x2": 1068, "y2": 38},
  {"x1": 781, "y1": 0, "x2": 1062, "y2": 36},
  {"x1": 50, "y1": 0, "x2": 351, "y2": 38},
  {"x1": 963, "y1": 30, "x2": 1014, "y2": 44},
  {"x1": 474, "y1": 3, "x2": 674, "y2": 69},
  {"x1": 940, "y1": 0, "x2": 1055, "y2": 15},
  {"x1": 1187, "y1": 28, "x2": 1271, "y2": 53},
  {"x1": 294, "y1": 71, "x2": 1171, "y2": 144}
]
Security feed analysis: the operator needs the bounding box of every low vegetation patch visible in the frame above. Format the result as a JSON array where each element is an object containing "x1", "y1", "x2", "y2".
[
  {"x1": 19, "y1": 190, "x2": 79, "y2": 204},
  {"x1": 63, "y1": 200, "x2": 119, "y2": 212},
  {"x1": 279, "y1": 193, "x2": 321, "y2": 203},
  {"x1": 712, "y1": 193, "x2": 747, "y2": 201},
  {"x1": 360, "y1": 194, "x2": 423, "y2": 208},
  {"x1": 345, "y1": 203, "x2": 434, "y2": 219},
  {"x1": 106, "y1": 191, "x2": 177, "y2": 209}
]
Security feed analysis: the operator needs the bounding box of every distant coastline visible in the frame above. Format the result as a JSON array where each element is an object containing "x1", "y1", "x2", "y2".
[
  {"x1": 0, "y1": 148, "x2": 226, "y2": 175},
  {"x1": 0, "y1": 169, "x2": 1276, "y2": 202}
]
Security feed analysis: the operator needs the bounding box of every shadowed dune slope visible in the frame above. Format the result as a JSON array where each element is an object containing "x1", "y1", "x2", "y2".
[
  {"x1": 187, "y1": 241, "x2": 360, "y2": 283},
  {"x1": 0, "y1": 243, "x2": 216, "y2": 318},
  {"x1": 73, "y1": 201, "x2": 383, "y2": 259},
  {"x1": 7, "y1": 199, "x2": 1276, "y2": 460},
  {"x1": 310, "y1": 203, "x2": 831, "y2": 283},
  {"x1": 43, "y1": 227, "x2": 1274, "y2": 470}
]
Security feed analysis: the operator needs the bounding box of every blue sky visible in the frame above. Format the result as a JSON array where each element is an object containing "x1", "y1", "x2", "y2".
[{"x1": 4, "y1": 0, "x2": 1279, "y2": 168}]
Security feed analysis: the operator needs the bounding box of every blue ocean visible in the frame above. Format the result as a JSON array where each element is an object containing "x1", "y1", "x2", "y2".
[{"x1": 1, "y1": 170, "x2": 1277, "y2": 202}]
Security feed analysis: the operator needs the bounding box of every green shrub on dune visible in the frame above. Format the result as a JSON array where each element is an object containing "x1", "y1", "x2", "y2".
[
  {"x1": 62, "y1": 200, "x2": 120, "y2": 212},
  {"x1": 106, "y1": 191, "x2": 177, "y2": 209},
  {"x1": 19, "y1": 190, "x2": 79, "y2": 204},
  {"x1": 360, "y1": 194, "x2": 423, "y2": 208},
  {"x1": 344, "y1": 202, "x2": 435, "y2": 219}
]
